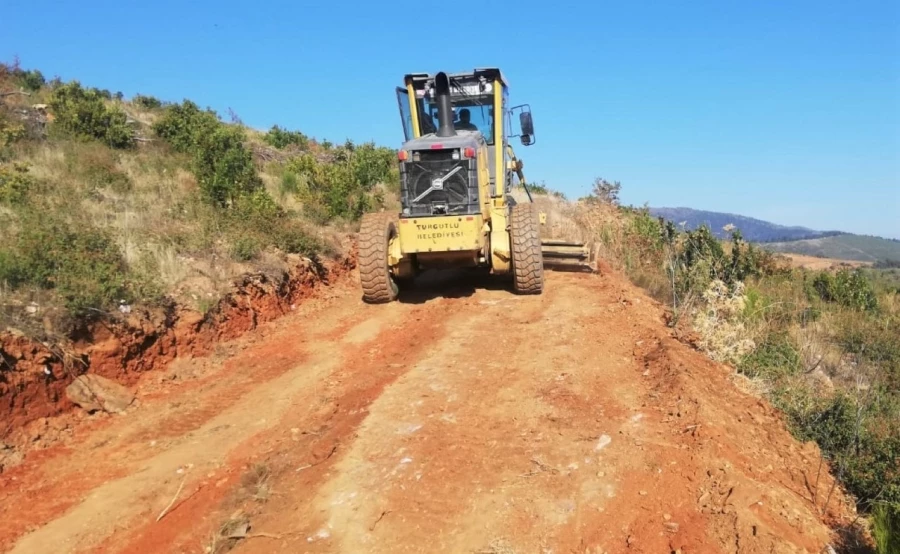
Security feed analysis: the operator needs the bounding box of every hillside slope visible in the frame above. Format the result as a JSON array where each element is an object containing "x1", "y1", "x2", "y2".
[
  {"x1": 0, "y1": 270, "x2": 857, "y2": 553},
  {"x1": 649, "y1": 207, "x2": 838, "y2": 242},
  {"x1": 1, "y1": 63, "x2": 396, "y2": 338},
  {"x1": 763, "y1": 234, "x2": 900, "y2": 262}
]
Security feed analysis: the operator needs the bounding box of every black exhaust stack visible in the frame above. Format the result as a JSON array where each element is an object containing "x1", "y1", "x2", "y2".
[{"x1": 434, "y1": 72, "x2": 456, "y2": 138}]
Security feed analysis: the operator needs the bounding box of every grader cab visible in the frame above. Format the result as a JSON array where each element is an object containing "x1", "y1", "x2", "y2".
[{"x1": 358, "y1": 68, "x2": 594, "y2": 303}]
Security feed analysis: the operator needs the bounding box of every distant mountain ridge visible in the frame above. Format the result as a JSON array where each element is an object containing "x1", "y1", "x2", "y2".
[
  {"x1": 648, "y1": 207, "x2": 841, "y2": 242},
  {"x1": 648, "y1": 207, "x2": 900, "y2": 263}
]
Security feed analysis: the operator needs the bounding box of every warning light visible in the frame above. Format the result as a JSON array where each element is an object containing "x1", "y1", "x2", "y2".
[
  {"x1": 398, "y1": 150, "x2": 408, "y2": 161},
  {"x1": 464, "y1": 147, "x2": 476, "y2": 158}
]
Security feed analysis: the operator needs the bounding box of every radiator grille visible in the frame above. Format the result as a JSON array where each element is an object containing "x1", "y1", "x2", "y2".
[{"x1": 402, "y1": 150, "x2": 479, "y2": 216}]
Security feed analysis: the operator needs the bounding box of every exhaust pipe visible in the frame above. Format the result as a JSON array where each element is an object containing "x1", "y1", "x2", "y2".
[{"x1": 434, "y1": 72, "x2": 456, "y2": 138}]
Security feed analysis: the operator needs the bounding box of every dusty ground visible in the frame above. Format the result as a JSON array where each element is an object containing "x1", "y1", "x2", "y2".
[{"x1": 0, "y1": 267, "x2": 857, "y2": 553}]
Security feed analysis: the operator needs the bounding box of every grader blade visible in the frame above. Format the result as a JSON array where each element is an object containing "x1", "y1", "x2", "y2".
[{"x1": 540, "y1": 240, "x2": 597, "y2": 272}]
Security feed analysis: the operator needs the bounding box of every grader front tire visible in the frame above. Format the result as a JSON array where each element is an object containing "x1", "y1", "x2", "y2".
[
  {"x1": 359, "y1": 213, "x2": 399, "y2": 303},
  {"x1": 510, "y1": 203, "x2": 544, "y2": 294}
]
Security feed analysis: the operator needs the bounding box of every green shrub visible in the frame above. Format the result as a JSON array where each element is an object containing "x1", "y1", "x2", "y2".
[
  {"x1": 0, "y1": 162, "x2": 33, "y2": 205},
  {"x1": 49, "y1": 81, "x2": 134, "y2": 149},
  {"x1": 192, "y1": 125, "x2": 262, "y2": 205},
  {"x1": 280, "y1": 170, "x2": 299, "y2": 197},
  {"x1": 153, "y1": 100, "x2": 262, "y2": 206},
  {"x1": 286, "y1": 141, "x2": 397, "y2": 222},
  {"x1": 0, "y1": 249, "x2": 25, "y2": 286},
  {"x1": 738, "y1": 332, "x2": 800, "y2": 379},
  {"x1": 232, "y1": 236, "x2": 261, "y2": 261},
  {"x1": 873, "y1": 503, "x2": 900, "y2": 554},
  {"x1": 202, "y1": 190, "x2": 321, "y2": 260},
  {"x1": 15, "y1": 69, "x2": 45, "y2": 92},
  {"x1": 152, "y1": 100, "x2": 219, "y2": 152},
  {"x1": 773, "y1": 388, "x2": 900, "y2": 514},
  {"x1": 0, "y1": 115, "x2": 26, "y2": 149},
  {"x1": 811, "y1": 269, "x2": 878, "y2": 311},
  {"x1": 0, "y1": 215, "x2": 132, "y2": 316},
  {"x1": 263, "y1": 125, "x2": 308, "y2": 150},
  {"x1": 838, "y1": 316, "x2": 900, "y2": 382},
  {"x1": 132, "y1": 94, "x2": 163, "y2": 109}
]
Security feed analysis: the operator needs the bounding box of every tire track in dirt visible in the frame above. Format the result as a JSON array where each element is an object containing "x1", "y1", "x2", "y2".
[
  {"x1": 71, "y1": 275, "x2": 483, "y2": 554},
  {"x1": 230, "y1": 272, "x2": 662, "y2": 553}
]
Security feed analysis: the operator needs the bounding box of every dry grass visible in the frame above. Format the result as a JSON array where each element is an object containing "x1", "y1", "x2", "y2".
[
  {"x1": 201, "y1": 463, "x2": 275, "y2": 553},
  {"x1": 692, "y1": 280, "x2": 756, "y2": 366},
  {"x1": 239, "y1": 463, "x2": 272, "y2": 502}
]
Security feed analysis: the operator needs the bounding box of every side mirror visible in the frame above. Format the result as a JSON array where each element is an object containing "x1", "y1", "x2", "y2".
[
  {"x1": 509, "y1": 104, "x2": 536, "y2": 146},
  {"x1": 519, "y1": 111, "x2": 534, "y2": 136}
]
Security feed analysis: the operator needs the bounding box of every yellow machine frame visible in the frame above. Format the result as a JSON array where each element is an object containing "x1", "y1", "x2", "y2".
[{"x1": 358, "y1": 69, "x2": 591, "y2": 304}]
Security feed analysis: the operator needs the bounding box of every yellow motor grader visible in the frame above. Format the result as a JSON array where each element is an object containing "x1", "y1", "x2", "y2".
[{"x1": 359, "y1": 68, "x2": 593, "y2": 303}]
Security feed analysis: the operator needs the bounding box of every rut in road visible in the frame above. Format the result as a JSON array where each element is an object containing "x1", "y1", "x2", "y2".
[{"x1": 1, "y1": 270, "x2": 852, "y2": 554}]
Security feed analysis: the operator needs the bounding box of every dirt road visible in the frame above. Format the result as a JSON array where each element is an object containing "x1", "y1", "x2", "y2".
[{"x1": 0, "y1": 268, "x2": 854, "y2": 553}]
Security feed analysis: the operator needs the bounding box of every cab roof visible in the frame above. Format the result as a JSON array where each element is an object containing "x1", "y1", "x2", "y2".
[{"x1": 403, "y1": 68, "x2": 509, "y2": 88}]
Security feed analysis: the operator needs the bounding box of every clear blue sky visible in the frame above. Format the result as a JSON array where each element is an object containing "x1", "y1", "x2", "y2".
[{"x1": 3, "y1": 0, "x2": 898, "y2": 237}]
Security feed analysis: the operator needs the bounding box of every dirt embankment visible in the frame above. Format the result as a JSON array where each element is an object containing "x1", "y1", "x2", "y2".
[{"x1": 0, "y1": 253, "x2": 355, "y2": 451}]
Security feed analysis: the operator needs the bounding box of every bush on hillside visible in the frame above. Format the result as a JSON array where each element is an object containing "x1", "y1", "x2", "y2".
[
  {"x1": 810, "y1": 269, "x2": 878, "y2": 311},
  {"x1": 0, "y1": 62, "x2": 45, "y2": 92},
  {"x1": 0, "y1": 214, "x2": 135, "y2": 316},
  {"x1": 738, "y1": 331, "x2": 800, "y2": 379},
  {"x1": 0, "y1": 116, "x2": 26, "y2": 150},
  {"x1": 193, "y1": 125, "x2": 262, "y2": 206},
  {"x1": 152, "y1": 100, "x2": 219, "y2": 151},
  {"x1": 18, "y1": 69, "x2": 45, "y2": 92},
  {"x1": 286, "y1": 141, "x2": 397, "y2": 222},
  {"x1": 49, "y1": 81, "x2": 134, "y2": 148},
  {"x1": 153, "y1": 100, "x2": 262, "y2": 206},
  {"x1": 132, "y1": 94, "x2": 163, "y2": 109},
  {"x1": 838, "y1": 315, "x2": 900, "y2": 381},
  {"x1": 263, "y1": 125, "x2": 308, "y2": 150},
  {"x1": 774, "y1": 387, "x2": 900, "y2": 510},
  {"x1": 0, "y1": 162, "x2": 33, "y2": 205}
]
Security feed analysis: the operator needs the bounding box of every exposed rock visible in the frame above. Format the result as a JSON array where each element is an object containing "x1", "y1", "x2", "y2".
[
  {"x1": 65, "y1": 375, "x2": 135, "y2": 414},
  {"x1": 0, "y1": 443, "x2": 24, "y2": 472}
]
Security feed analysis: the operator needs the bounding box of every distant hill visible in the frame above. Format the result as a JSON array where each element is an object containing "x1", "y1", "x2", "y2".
[
  {"x1": 763, "y1": 234, "x2": 900, "y2": 263},
  {"x1": 648, "y1": 207, "x2": 840, "y2": 242},
  {"x1": 649, "y1": 207, "x2": 900, "y2": 263}
]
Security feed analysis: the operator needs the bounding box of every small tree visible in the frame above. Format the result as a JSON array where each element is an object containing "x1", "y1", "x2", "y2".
[
  {"x1": 153, "y1": 100, "x2": 262, "y2": 207},
  {"x1": 19, "y1": 69, "x2": 45, "y2": 92},
  {"x1": 49, "y1": 81, "x2": 134, "y2": 148},
  {"x1": 263, "y1": 125, "x2": 308, "y2": 150},
  {"x1": 589, "y1": 177, "x2": 621, "y2": 205},
  {"x1": 132, "y1": 94, "x2": 163, "y2": 109}
]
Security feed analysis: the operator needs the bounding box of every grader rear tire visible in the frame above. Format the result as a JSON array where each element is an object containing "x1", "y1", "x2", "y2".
[
  {"x1": 359, "y1": 213, "x2": 399, "y2": 303},
  {"x1": 510, "y1": 203, "x2": 544, "y2": 294}
]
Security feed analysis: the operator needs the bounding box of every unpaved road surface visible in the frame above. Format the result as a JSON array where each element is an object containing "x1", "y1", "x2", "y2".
[{"x1": 0, "y1": 268, "x2": 853, "y2": 553}]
